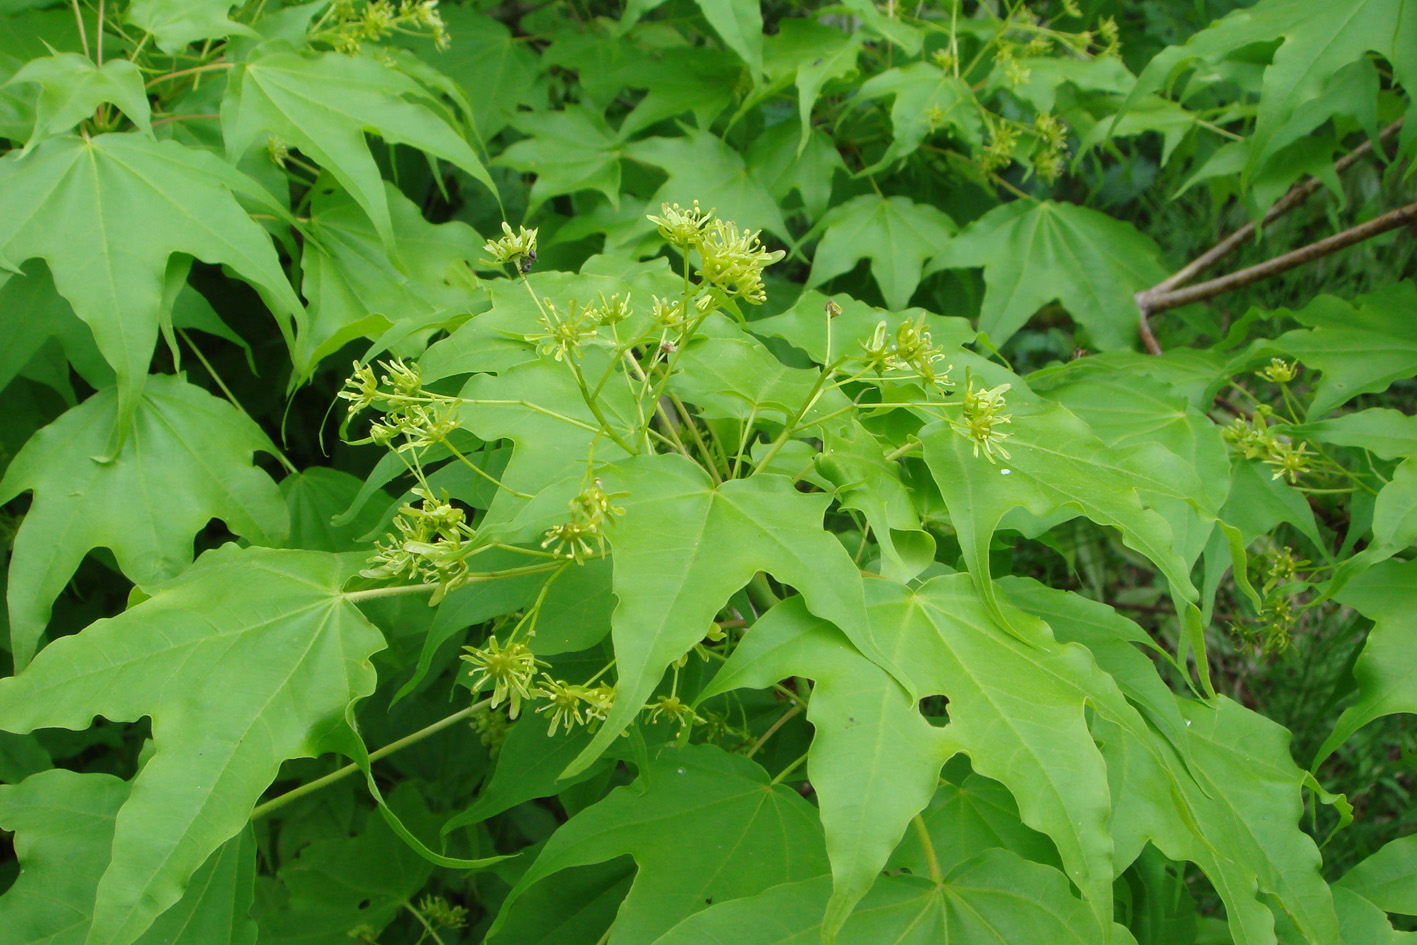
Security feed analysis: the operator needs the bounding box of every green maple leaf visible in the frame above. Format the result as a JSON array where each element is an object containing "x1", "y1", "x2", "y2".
[
  {"x1": 1336, "y1": 835, "x2": 1417, "y2": 918},
  {"x1": 560, "y1": 453, "x2": 878, "y2": 776},
  {"x1": 497, "y1": 108, "x2": 624, "y2": 214},
  {"x1": 222, "y1": 44, "x2": 496, "y2": 250},
  {"x1": 124, "y1": 0, "x2": 252, "y2": 54},
  {"x1": 855, "y1": 62, "x2": 980, "y2": 172},
  {"x1": 761, "y1": 19, "x2": 863, "y2": 153},
  {"x1": 1284, "y1": 408, "x2": 1417, "y2": 461},
  {"x1": 1261, "y1": 283, "x2": 1417, "y2": 419},
  {"x1": 0, "y1": 375, "x2": 289, "y2": 669},
  {"x1": 652, "y1": 850, "x2": 1113, "y2": 945},
  {"x1": 488, "y1": 744, "x2": 828, "y2": 945},
  {"x1": 744, "y1": 123, "x2": 846, "y2": 222},
  {"x1": 1314, "y1": 558, "x2": 1417, "y2": 765},
  {"x1": 0, "y1": 545, "x2": 388, "y2": 945},
  {"x1": 0, "y1": 133, "x2": 303, "y2": 432},
  {"x1": 0, "y1": 769, "x2": 258, "y2": 945},
  {"x1": 296, "y1": 180, "x2": 482, "y2": 376},
  {"x1": 926, "y1": 200, "x2": 1168, "y2": 349},
  {"x1": 627, "y1": 128, "x2": 788, "y2": 242},
  {"x1": 7, "y1": 52, "x2": 152, "y2": 143},
  {"x1": 890, "y1": 773, "x2": 1059, "y2": 876},
  {"x1": 693, "y1": 0, "x2": 763, "y2": 77},
  {"x1": 919, "y1": 401, "x2": 1200, "y2": 651},
  {"x1": 808, "y1": 195, "x2": 957, "y2": 311},
  {"x1": 701, "y1": 596, "x2": 953, "y2": 942},
  {"x1": 752, "y1": 290, "x2": 974, "y2": 366},
  {"x1": 0, "y1": 260, "x2": 109, "y2": 396},
  {"x1": 1129, "y1": 0, "x2": 1414, "y2": 180}
]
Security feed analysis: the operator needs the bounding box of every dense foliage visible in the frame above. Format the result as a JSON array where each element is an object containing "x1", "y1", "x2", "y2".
[{"x1": 0, "y1": 1, "x2": 1414, "y2": 943}]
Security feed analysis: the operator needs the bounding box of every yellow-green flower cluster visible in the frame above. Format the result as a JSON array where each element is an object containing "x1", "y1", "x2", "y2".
[
  {"x1": 542, "y1": 480, "x2": 626, "y2": 562},
  {"x1": 482, "y1": 221, "x2": 539, "y2": 273},
  {"x1": 857, "y1": 316, "x2": 954, "y2": 388},
  {"x1": 1256, "y1": 358, "x2": 1299, "y2": 383},
  {"x1": 339, "y1": 359, "x2": 461, "y2": 452},
  {"x1": 321, "y1": 0, "x2": 449, "y2": 54},
  {"x1": 461, "y1": 635, "x2": 542, "y2": 718},
  {"x1": 695, "y1": 219, "x2": 786, "y2": 305},
  {"x1": 362, "y1": 486, "x2": 477, "y2": 601},
  {"x1": 525, "y1": 299, "x2": 599, "y2": 362},
  {"x1": 1222, "y1": 408, "x2": 1313, "y2": 483},
  {"x1": 952, "y1": 376, "x2": 1014, "y2": 462},
  {"x1": 533, "y1": 675, "x2": 615, "y2": 735}
]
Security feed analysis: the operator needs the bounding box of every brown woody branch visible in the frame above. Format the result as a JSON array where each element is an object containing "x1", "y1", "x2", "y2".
[{"x1": 1136, "y1": 118, "x2": 1407, "y2": 354}]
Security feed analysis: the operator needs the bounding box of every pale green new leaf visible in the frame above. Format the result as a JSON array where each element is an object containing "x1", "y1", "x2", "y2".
[
  {"x1": 701, "y1": 596, "x2": 954, "y2": 942},
  {"x1": 0, "y1": 545, "x2": 387, "y2": 945},
  {"x1": 1315, "y1": 558, "x2": 1417, "y2": 764},
  {"x1": 926, "y1": 200, "x2": 1168, "y2": 349},
  {"x1": 0, "y1": 769, "x2": 258, "y2": 945},
  {"x1": 652, "y1": 850, "x2": 1116, "y2": 945},
  {"x1": 564, "y1": 453, "x2": 875, "y2": 775},
  {"x1": 0, "y1": 375, "x2": 289, "y2": 669},
  {"x1": 7, "y1": 52, "x2": 151, "y2": 143},
  {"x1": 490, "y1": 744, "x2": 827, "y2": 945},
  {"x1": 808, "y1": 195, "x2": 957, "y2": 311},
  {"x1": 125, "y1": 0, "x2": 251, "y2": 53},
  {"x1": 0, "y1": 133, "x2": 303, "y2": 430},
  {"x1": 222, "y1": 45, "x2": 496, "y2": 249}
]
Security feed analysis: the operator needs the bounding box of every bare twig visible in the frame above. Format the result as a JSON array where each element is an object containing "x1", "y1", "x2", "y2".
[
  {"x1": 1136, "y1": 118, "x2": 1406, "y2": 352},
  {"x1": 1139, "y1": 201, "x2": 1417, "y2": 316}
]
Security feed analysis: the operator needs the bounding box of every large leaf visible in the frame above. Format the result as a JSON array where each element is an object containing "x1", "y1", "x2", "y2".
[
  {"x1": 652, "y1": 850, "x2": 1116, "y2": 945},
  {"x1": 854, "y1": 62, "x2": 980, "y2": 171},
  {"x1": 0, "y1": 769, "x2": 258, "y2": 945},
  {"x1": 222, "y1": 45, "x2": 496, "y2": 249},
  {"x1": 1265, "y1": 284, "x2": 1417, "y2": 419},
  {"x1": 919, "y1": 401, "x2": 1199, "y2": 641},
  {"x1": 701, "y1": 596, "x2": 954, "y2": 941},
  {"x1": 0, "y1": 133, "x2": 302, "y2": 429},
  {"x1": 496, "y1": 108, "x2": 624, "y2": 214},
  {"x1": 0, "y1": 375, "x2": 289, "y2": 669},
  {"x1": 1337, "y1": 835, "x2": 1417, "y2": 918},
  {"x1": 925, "y1": 200, "x2": 1168, "y2": 349},
  {"x1": 0, "y1": 545, "x2": 388, "y2": 945},
  {"x1": 627, "y1": 128, "x2": 788, "y2": 242},
  {"x1": 807, "y1": 194, "x2": 957, "y2": 312},
  {"x1": 1315, "y1": 559, "x2": 1417, "y2": 764},
  {"x1": 564, "y1": 452, "x2": 876, "y2": 775},
  {"x1": 489, "y1": 744, "x2": 828, "y2": 945}
]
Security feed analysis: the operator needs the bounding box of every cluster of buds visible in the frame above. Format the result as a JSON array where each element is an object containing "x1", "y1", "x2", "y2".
[
  {"x1": 1031, "y1": 112, "x2": 1069, "y2": 183},
  {"x1": 647, "y1": 200, "x2": 714, "y2": 248},
  {"x1": 470, "y1": 703, "x2": 510, "y2": 754},
  {"x1": 532, "y1": 675, "x2": 615, "y2": 735},
  {"x1": 416, "y1": 895, "x2": 468, "y2": 932},
  {"x1": 1256, "y1": 358, "x2": 1299, "y2": 384},
  {"x1": 461, "y1": 635, "x2": 542, "y2": 718},
  {"x1": 857, "y1": 316, "x2": 954, "y2": 388},
  {"x1": 338, "y1": 358, "x2": 461, "y2": 452},
  {"x1": 362, "y1": 487, "x2": 478, "y2": 602},
  {"x1": 695, "y1": 219, "x2": 787, "y2": 305},
  {"x1": 649, "y1": 295, "x2": 688, "y2": 331},
  {"x1": 482, "y1": 221, "x2": 538, "y2": 274},
  {"x1": 525, "y1": 299, "x2": 599, "y2": 362},
  {"x1": 977, "y1": 116, "x2": 1020, "y2": 174},
  {"x1": 321, "y1": 0, "x2": 449, "y2": 54},
  {"x1": 542, "y1": 480, "x2": 626, "y2": 562},
  {"x1": 951, "y1": 375, "x2": 1014, "y2": 462},
  {"x1": 1222, "y1": 407, "x2": 1313, "y2": 483}
]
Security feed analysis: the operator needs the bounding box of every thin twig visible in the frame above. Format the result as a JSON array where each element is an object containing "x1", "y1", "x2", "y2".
[
  {"x1": 1136, "y1": 118, "x2": 1406, "y2": 352},
  {"x1": 71, "y1": 0, "x2": 90, "y2": 59},
  {"x1": 1140, "y1": 201, "x2": 1417, "y2": 316},
  {"x1": 1149, "y1": 118, "x2": 1406, "y2": 298}
]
